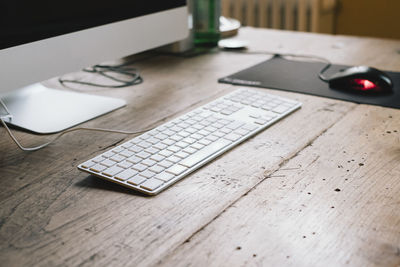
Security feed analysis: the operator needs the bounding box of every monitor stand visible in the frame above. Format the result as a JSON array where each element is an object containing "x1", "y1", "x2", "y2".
[{"x1": 1, "y1": 84, "x2": 126, "y2": 134}]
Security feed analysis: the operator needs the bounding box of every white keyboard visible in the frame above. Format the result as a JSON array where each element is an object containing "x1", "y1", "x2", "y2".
[{"x1": 78, "y1": 88, "x2": 301, "y2": 195}]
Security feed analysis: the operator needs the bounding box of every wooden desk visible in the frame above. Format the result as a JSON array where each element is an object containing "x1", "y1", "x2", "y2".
[{"x1": 1, "y1": 28, "x2": 400, "y2": 266}]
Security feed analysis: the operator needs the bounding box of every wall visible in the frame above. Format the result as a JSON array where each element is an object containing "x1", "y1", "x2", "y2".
[{"x1": 335, "y1": 0, "x2": 400, "y2": 39}]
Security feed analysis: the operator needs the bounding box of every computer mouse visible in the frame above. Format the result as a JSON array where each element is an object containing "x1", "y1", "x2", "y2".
[{"x1": 327, "y1": 66, "x2": 393, "y2": 95}]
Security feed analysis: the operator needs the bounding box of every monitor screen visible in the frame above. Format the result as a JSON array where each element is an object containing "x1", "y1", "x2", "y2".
[{"x1": 0, "y1": 1, "x2": 186, "y2": 50}]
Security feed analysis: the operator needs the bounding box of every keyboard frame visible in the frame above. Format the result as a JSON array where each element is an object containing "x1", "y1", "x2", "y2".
[{"x1": 78, "y1": 88, "x2": 302, "y2": 195}]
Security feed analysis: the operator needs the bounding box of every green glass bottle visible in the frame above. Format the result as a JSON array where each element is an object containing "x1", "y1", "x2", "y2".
[{"x1": 193, "y1": 0, "x2": 221, "y2": 47}]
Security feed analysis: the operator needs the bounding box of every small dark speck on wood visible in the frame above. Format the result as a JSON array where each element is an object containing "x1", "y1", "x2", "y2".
[{"x1": 334, "y1": 188, "x2": 341, "y2": 192}]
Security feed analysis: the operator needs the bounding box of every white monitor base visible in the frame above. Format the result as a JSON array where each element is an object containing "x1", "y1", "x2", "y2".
[{"x1": 1, "y1": 84, "x2": 126, "y2": 134}]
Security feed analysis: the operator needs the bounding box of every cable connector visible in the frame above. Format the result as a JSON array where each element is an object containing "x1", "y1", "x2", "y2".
[{"x1": 0, "y1": 98, "x2": 12, "y2": 122}]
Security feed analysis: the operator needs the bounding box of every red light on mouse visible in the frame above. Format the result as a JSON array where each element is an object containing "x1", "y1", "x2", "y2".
[{"x1": 352, "y1": 79, "x2": 377, "y2": 91}]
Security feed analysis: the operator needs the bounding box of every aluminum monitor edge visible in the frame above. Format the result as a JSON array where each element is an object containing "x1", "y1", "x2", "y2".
[{"x1": 0, "y1": 6, "x2": 188, "y2": 93}]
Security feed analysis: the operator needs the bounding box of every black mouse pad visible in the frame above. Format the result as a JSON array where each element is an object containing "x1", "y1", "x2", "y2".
[{"x1": 218, "y1": 55, "x2": 400, "y2": 109}]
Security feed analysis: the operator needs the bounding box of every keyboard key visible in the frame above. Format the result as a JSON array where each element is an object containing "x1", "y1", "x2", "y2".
[
  {"x1": 149, "y1": 165, "x2": 165, "y2": 174},
  {"x1": 142, "y1": 159, "x2": 157, "y2": 167},
  {"x1": 121, "y1": 142, "x2": 133, "y2": 149},
  {"x1": 212, "y1": 131, "x2": 225, "y2": 138},
  {"x1": 177, "y1": 131, "x2": 191, "y2": 138},
  {"x1": 155, "y1": 172, "x2": 175, "y2": 182},
  {"x1": 183, "y1": 147, "x2": 197, "y2": 154},
  {"x1": 198, "y1": 129, "x2": 209, "y2": 136},
  {"x1": 182, "y1": 137, "x2": 196, "y2": 144},
  {"x1": 166, "y1": 155, "x2": 181, "y2": 163},
  {"x1": 110, "y1": 155, "x2": 125, "y2": 162},
  {"x1": 162, "y1": 139, "x2": 175, "y2": 146},
  {"x1": 192, "y1": 124, "x2": 204, "y2": 130},
  {"x1": 140, "y1": 178, "x2": 164, "y2": 191},
  {"x1": 175, "y1": 151, "x2": 189, "y2": 159},
  {"x1": 132, "y1": 163, "x2": 147, "y2": 172},
  {"x1": 180, "y1": 139, "x2": 231, "y2": 168},
  {"x1": 115, "y1": 169, "x2": 138, "y2": 181},
  {"x1": 120, "y1": 150, "x2": 135, "y2": 158},
  {"x1": 185, "y1": 127, "x2": 197, "y2": 134},
  {"x1": 150, "y1": 154, "x2": 165, "y2": 162},
  {"x1": 219, "y1": 127, "x2": 232, "y2": 134},
  {"x1": 167, "y1": 146, "x2": 181, "y2": 153},
  {"x1": 146, "y1": 137, "x2": 160, "y2": 145},
  {"x1": 273, "y1": 105, "x2": 290, "y2": 113},
  {"x1": 261, "y1": 105, "x2": 272, "y2": 111},
  {"x1": 154, "y1": 133, "x2": 168, "y2": 140},
  {"x1": 159, "y1": 149, "x2": 174, "y2": 157},
  {"x1": 198, "y1": 139, "x2": 212, "y2": 146},
  {"x1": 226, "y1": 121, "x2": 244, "y2": 130},
  {"x1": 191, "y1": 133, "x2": 203, "y2": 140},
  {"x1": 145, "y1": 147, "x2": 160, "y2": 154},
  {"x1": 140, "y1": 170, "x2": 156, "y2": 178},
  {"x1": 139, "y1": 133, "x2": 152, "y2": 140},
  {"x1": 147, "y1": 129, "x2": 160, "y2": 136},
  {"x1": 92, "y1": 156, "x2": 106, "y2": 163},
  {"x1": 170, "y1": 126, "x2": 183, "y2": 132},
  {"x1": 166, "y1": 164, "x2": 188, "y2": 176},
  {"x1": 249, "y1": 114, "x2": 261, "y2": 119},
  {"x1": 163, "y1": 129, "x2": 175, "y2": 136},
  {"x1": 136, "y1": 151, "x2": 151, "y2": 159},
  {"x1": 212, "y1": 122, "x2": 224, "y2": 129},
  {"x1": 204, "y1": 126, "x2": 217, "y2": 132},
  {"x1": 117, "y1": 160, "x2": 133, "y2": 169},
  {"x1": 103, "y1": 151, "x2": 115, "y2": 158},
  {"x1": 153, "y1": 143, "x2": 167, "y2": 150},
  {"x1": 130, "y1": 138, "x2": 141, "y2": 145},
  {"x1": 191, "y1": 143, "x2": 204, "y2": 150},
  {"x1": 128, "y1": 146, "x2": 142, "y2": 153},
  {"x1": 170, "y1": 135, "x2": 183, "y2": 142},
  {"x1": 90, "y1": 164, "x2": 107, "y2": 173},
  {"x1": 112, "y1": 146, "x2": 124, "y2": 153},
  {"x1": 158, "y1": 160, "x2": 174, "y2": 168},
  {"x1": 242, "y1": 124, "x2": 258, "y2": 131},
  {"x1": 81, "y1": 160, "x2": 96, "y2": 169},
  {"x1": 127, "y1": 175, "x2": 146, "y2": 186},
  {"x1": 220, "y1": 110, "x2": 233, "y2": 115},
  {"x1": 254, "y1": 119, "x2": 268, "y2": 125},
  {"x1": 235, "y1": 128, "x2": 251, "y2": 136},
  {"x1": 137, "y1": 141, "x2": 152, "y2": 149},
  {"x1": 127, "y1": 156, "x2": 141, "y2": 164},
  {"x1": 102, "y1": 166, "x2": 124, "y2": 177},
  {"x1": 100, "y1": 159, "x2": 116, "y2": 168},
  {"x1": 224, "y1": 133, "x2": 242, "y2": 142},
  {"x1": 205, "y1": 135, "x2": 219, "y2": 142}
]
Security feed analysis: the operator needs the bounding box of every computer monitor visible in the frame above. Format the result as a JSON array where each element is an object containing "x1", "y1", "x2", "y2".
[{"x1": 0, "y1": 1, "x2": 188, "y2": 134}]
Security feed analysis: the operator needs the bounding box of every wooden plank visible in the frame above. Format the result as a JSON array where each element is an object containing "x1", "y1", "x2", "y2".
[
  {"x1": 233, "y1": 0, "x2": 243, "y2": 23},
  {"x1": 271, "y1": 0, "x2": 281, "y2": 29},
  {"x1": 297, "y1": 0, "x2": 308, "y2": 31},
  {"x1": 221, "y1": 0, "x2": 232, "y2": 18},
  {"x1": 258, "y1": 0, "x2": 269, "y2": 27},
  {"x1": 245, "y1": 0, "x2": 256, "y2": 26},
  {"x1": 160, "y1": 104, "x2": 400, "y2": 266},
  {"x1": 311, "y1": 0, "x2": 321, "y2": 32},
  {"x1": 285, "y1": 0, "x2": 295, "y2": 30}
]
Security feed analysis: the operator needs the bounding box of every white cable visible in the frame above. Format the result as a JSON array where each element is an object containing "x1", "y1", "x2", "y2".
[{"x1": 0, "y1": 118, "x2": 151, "y2": 152}]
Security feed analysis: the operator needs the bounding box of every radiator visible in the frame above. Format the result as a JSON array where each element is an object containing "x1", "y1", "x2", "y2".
[{"x1": 221, "y1": 0, "x2": 337, "y2": 33}]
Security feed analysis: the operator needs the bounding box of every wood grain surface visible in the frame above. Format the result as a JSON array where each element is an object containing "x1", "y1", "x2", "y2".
[{"x1": 1, "y1": 28, "x2": 400, "y2": 266}]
